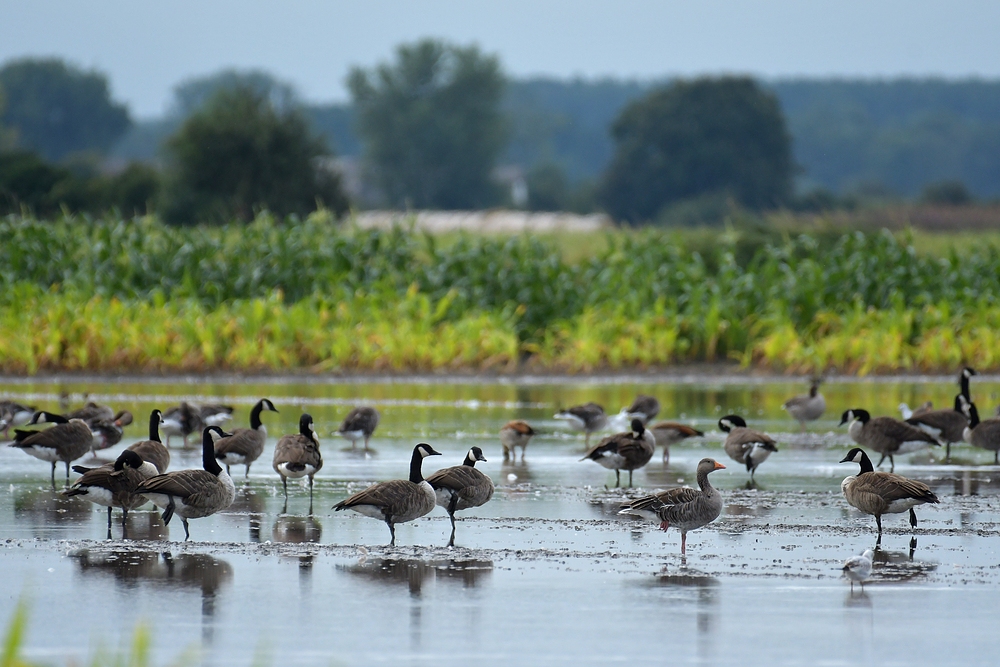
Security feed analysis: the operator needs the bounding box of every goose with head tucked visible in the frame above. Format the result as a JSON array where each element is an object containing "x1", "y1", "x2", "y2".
[
  {"x1": 554, "y1": 402, "x2": 607, "y2": 447},
  {"x1": 905, "y1": 395, "x2": 968, "y2": 462},
  {"x1": 337, "y1": 406, "x2": 380, "y2": 451},
  {"x1": 425, "y1": 446, "x2": 494, "y2": 547},
  {"x1": 10, "y1": 412, "x2": 94, "y2": 486},
  {"x1": 618, "y1": 395, "x2": 660, "y2": 426},
  {"x1": 839, "y1": 447, "x2": 939, "y2": 538},
  {"x1": 718, "y1": 415, "x2": 778, "y2": 481},
  {"x1": 66, "y1": 449, "x2": 159, "y2": 538},
  {"x1": 127, "y1": 409, "x2": 171, "y2": 474},
  {"x1": 214, "y1": 398, "x2": 278, "y2": 477},
  {"x1": 88, "y1": 410, "x2": 134, "y2": 455},
  {"x1": 839, "y1": 409, "x2": 940, "y2": 472},
  {"x1": 333, "y1": 443, "x2": 442, "y2": 546},
  {"x1": 273, "y1": 413, "x2": 323, "y2": 509},
  {"x1": 580, "y1": 419, "x2": 656, "y2": 488}
]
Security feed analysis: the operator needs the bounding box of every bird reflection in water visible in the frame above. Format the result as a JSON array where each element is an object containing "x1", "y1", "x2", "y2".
[
  {"x1": 72, "y1": 549, "x2": 233, "y2": 646},
  {"x1": 499, "y1": 459, "x2": 533, "y2": 486},
  {"x1": 228, "y1": 486, "x2": 267, "y2": 542},
  {"x1": 871, "y1": 542, "x2": 937, "y2": 582},
  {"x1": 272, "y1": 515, "x2": 323, "y2": 587},
  {"x1": 14, "y1": 487, "x2": 92, "y2": 535},
  {"x1": 649, "y1": 567, "x2": 719, "y2": 661}
]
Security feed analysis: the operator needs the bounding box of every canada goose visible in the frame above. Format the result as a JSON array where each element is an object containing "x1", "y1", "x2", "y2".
[
  {"x1": 0, "y1": 400, "x2": 35, "y2": 439},
  {"x1": 273, "y1": 413, "x2": 323, "y2": 508},
  {"x1": 842, "y1": 549, "x2": 874, "y2": 592},
  {"x1": 580, "y1": 419, "x2": 656, "y2": 487},
  {"x1": 960, "y1": 366, "x2": 977, "y2": 400},
  {"x1": 214, "y1": 398, "x2": 278, "y2": 477},
  {"x1": 959, "y1": 398, "x2": 1000, "y2": 464},
  {"x1": 425, "y1": 446, "x2": 495, "y2": 547},
  {"x1": 200, "y1": 404, "x2": 235, "y2": 426},
  {"x1": 67, "y1": 401, "x2": 114, "y2": 423},
  {"x1": 554, "y1": 402, "x2": 607, "y2": 447},
  {"x1": 905, "y1": 395, "x2": 968, "y2": 462},
  {"x1": 618, "y1": 395, "x2": 660, "y2": 425},
  {"x1": 838, "y1": 409, "x2": 940, "y2": 472},
  {"x1": 782, "y1": 379, "x2": 826, "y2": 431},
  {"x1": 618, "y1": 458, "x2": 726, "y2": 554},
  {"x1": 337, "y1": 406, "x2": 380, "y2": 451},
  {"x1": 161, "y1": 402, "x2": 203, "y2": 447},
  {"x1": 839, "y1": 447, "x2": 939, "y2": 537},
  {"x1": 333, "y1": 443, "x2": 442, "y2": 546},
  {"x1": 718, "y1": 415, "x2": 778, "y2": 481},
  {"x1": 898, "y1": 401, "x2": 933, "y2": 420},
  {"x1": 88, "y1": 410, "x2": 134, "y2": 455},
  {"x1": 66, "y1": 449, "x2": 158, "y2": 538},
  {"x1": 500, "y1": 420, "x2": 535, "y2": 461},
  {"x1": 127, "y1": 409, "x2": 171, "y2": 474},
  {"x1": 10, "y1": 412, "x2": 94, "y2": 485},
  {"x1": 648, "y1": 422, "x2": 704, "y2": 463},
  {"x1": 136, "y1": 426, "x2": 237, "y2": 541}
]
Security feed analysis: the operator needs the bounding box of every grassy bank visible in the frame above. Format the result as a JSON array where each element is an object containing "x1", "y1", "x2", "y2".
[{"x1": 2, "y1": 212, "x2": 999, "y2": 375}]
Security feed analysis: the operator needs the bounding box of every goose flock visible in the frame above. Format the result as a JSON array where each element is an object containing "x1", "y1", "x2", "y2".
[{"x1": 1, "y1": 368, "x2": 992, "y2": 587}]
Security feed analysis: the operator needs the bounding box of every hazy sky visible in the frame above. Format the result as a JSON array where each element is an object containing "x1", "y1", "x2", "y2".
[{"x1": 3, "y1": 0, "x2": 999, "y2": 118}]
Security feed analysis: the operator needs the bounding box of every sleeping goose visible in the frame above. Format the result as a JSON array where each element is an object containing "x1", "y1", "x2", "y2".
[
  {"x1": 337, "y1": 406, "x2": 380, "y2": 451},
  {"x1": 500, "y1": 420, "x2": 535, "y2": 461},
  {"x1": 425, "y1": 446, "x2": 494, "y2": 547},
  {"x1": 554, "y1": 402, "x2": 608, "y2": 447},
  {"x1": 10, "y1": 412, "x2": 94, "y2": 486},
  {"x1": 273, "y1": 413, "x2": 323, "y2": 508},
  {"x1": 905, "y1": 395, "x2": 968, "y2": 462},
  {"x1": 839, "y1": 447, "x2": 939, "y2": 538},
  {"x1": 618, "y1": 457, "x2": 726, "y2": 554},
  {"x1": 839, "y1": 409, "x2": 940, "y2": 472},
  {"x1": 214, "y1": 398, "x2": 278, "y2": 477},
  {"x1": 0, "y1": 400, "x2": 36, "y2": 439},
  {"x1": 649, "y1": 421, "x2": 704, "y2": 463},
  {"x1": 618, "y1": 395, "x2": 660, "y2": 425},
  {"x1": 136, "y1": 426, "x2": 237, "y2": 541},
  {"x1": 66, "y1": 449, "x2": 158, "y2": 538},
  {"x1": 719, "y1": 415, "x2": 778, "y2": 481},
  {"x1": 67, "y1": 401, "x2": 114, "y2": 423},
  {"x1": 782, "y1": 379, "x2": 826, "y2": 431},
  {"x1": 959, "y1": 398, "x2": 1000, "y2": 464},
  {"x1": 580, "y1": 418, "x2": 656, "y2": 487},
  {"x1": 333, "y1": 443, "x2": 442, "y2": 546},
  {"x1": 161, "y1": 402, "x2": 203, "y2": 448},
  {"x1": 127, "y1": 409, "x2": 171, "y2": 474},
  {"x1": 88, "y1": 410, "x2": 134, "y2": 455}
]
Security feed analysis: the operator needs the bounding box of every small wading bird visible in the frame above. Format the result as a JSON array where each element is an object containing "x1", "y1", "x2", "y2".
[
  {"x1": 618, "y1": 458, "x2": 726, "y2": 555},
  {"x1": 136, "y1": 426, "x2": 237, "y2": 541},
  {"x1": 580, "y1": 419, "x2": 655, "y2": 488},
  {"x1": 839, "y1": 447, "x2": 939, "y2": 539},
  {"x1": 333, "y1": 443, "x2": 442, "y2": 546},
  {"x1": 782, "y1": 378, "x2": 825, "y2": 431},
  {"x1": 426, "y1": 446, "x2": 494, "y2": 547},
  {"x1": 554, "y1": 402, "x2": 607, "y2": 448},
  {"x1": 718, "y1": 415, "x2": 778, "y2": 481},
  {"x1": 842, "y1": 549, "x2": 874, "y2": 593}
]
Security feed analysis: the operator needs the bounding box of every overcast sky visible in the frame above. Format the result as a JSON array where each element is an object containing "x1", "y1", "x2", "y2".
[{"x1": 3, "y1": 0, "x2": 999, "y2": 118}]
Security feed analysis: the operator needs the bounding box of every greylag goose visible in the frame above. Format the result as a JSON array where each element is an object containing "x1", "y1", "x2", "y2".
[
  {"x1": 839, "y1": 447, "x2": 939, "y2": 537},
  {"x1": 273, "y1": 413, "x2": 323, "y2": 508},
  {"x1": 426, "y1": 446, "x2": 494, "y2": 547},
  {"x1": 580, "y1": 419, "x2": 655, "y2": 487},
  {"x1": 214, "y1": 398, "x2": 278, "y2": 477},
  {"x1": 66, "y1": 449, "x2": 158, "y2": 538},
  {"x1": 500, "y1": 420, "x2": 535, "y2": 461},
  {"x1": 719, "y1": 415, "x2": 778, "y2": 480},
  {"x1": 337, "y1": 406, "x2": 380, "y2": 451},
  {"x1": 649, "y1": 421, "x2": 704, "y2": 463},
  {"x1": 554, "y1": 402, "x2": 607, "y2": 447},
  {"x1": 782, "y1": 379, "x2": 826, "y2": 431},
  {"x1": 618, "y1": 457, "x2": 726, "y2": 554},
  {"x1": 127, "y1": 409, "x2": 170, "y2": 474},
  {"x1": 333, "y1": 442, "x2": 442, "y2": 546},
  {"x1": 10, "y1": 412, "x2": 93, "y2": 485},
  {"x1": 136, "y1": 426, "x2": 237, "y2": 541},
  {"x1": 839, "y1": 409, "x2": 939, "y2": 471}
]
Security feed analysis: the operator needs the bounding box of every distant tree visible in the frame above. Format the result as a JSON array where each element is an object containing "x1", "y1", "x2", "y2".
[
  {"x1": 162, "y1": 85, "x2": 347, "y2": 223},
  {"x1": 920, "y1": 180, "x2": 973, "y2": 206},
  {"x1": 170, "y1": 69, "x2": 299, "y2": 118},
  {"x1": 526, "y1": 163, "x2": 568, "y2": 211},
  {"x1": 349, "y1": 39, "x2": 507, "y2": 209},
  {"x1": 0, "y1": 58, "x2": 131, "y2": 161},
  {"x1": 600, "y1": 76, "x2": 792, "y2": 223}
]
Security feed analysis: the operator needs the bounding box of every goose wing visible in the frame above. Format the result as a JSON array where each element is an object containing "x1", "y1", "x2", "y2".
[
  {"x1": 137, "y1": 469, "x2": 219, "y2": 501},
  {"x1": 650, "y1": 422, "x2": 704, "y2": 437},
  {"x1": 426, "y1": 466, "x2": 494, "y2": 503},
  {"x1": 273, "y1": 434, "x2": 323, "y2": 471},
  {"x1": 582, "y1": 433, "x2": 624, "y2": 460},
  {"x1": 871, "y1": 417, "x2": 939, "y2": 444},
  {"x1": 334, "y1": 479, "x2": 415, "y2": 514},
  {"x1": 214, "y1": 428, "x2": 263, "y2": 457},
  {"x1": 621, "y1": 487, "x2": 701, "y2": 513},
  {"x1": 128, "y1": 440, "x2": 170, "y2": 474},
  {"x1": 865, "y1": 472, "x2": 939, "y2": 503}
]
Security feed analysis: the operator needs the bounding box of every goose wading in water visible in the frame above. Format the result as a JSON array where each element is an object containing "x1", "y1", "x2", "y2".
[
  {"x1": 500, "y1": 420, "x2": 535, "y2": 461},
  {"x1": 333, "y1": 443, "x2": 442, "y2": 546},
  {"x1": 648, "y1": 421, "x2": 704, "y2": 464},
  {"x1": 580, "y1": 419, "x2": 655, "y2": 488},
  {"x1": 839, "y1": 409, "x2": 940, "y2": 472},
  {"x1": 425, "y1": 446, "x2": 495, "y2": 547},
  {"x1": 618, "y1": 458, "x2": 726, "y2": 554},
  {"x1": 337, "y1": 406, "x2": 380, "y2": 451},
  {"x1": 554, "y1": 402, "x2": 607, "y2": 448},
  {"x1": 959, "y1": 397, "x2": 1000, "y2": 464},
  {"x1": 782, "y1": 379, "x2": 826, "y2": 431},
  {"x1": 10, "y1": 412, "x2": 94, "y2": 486},
  {"x1": 127, "y1": 409, "x2": 171, "y2": 474},
  {"x1": 213, "y1": 398, "x2": 278, "y2": 477},
  {"x1": 66, "y1": 450, "x2": 159, "y2": 538},
  {"x1": 905, "y1": 394, "x2": 969, "y2": 463},
  {"x1": 718, "y1": 415, "x2": 778, "y2": 481},
  {"x1": 839, "y1": 447, "x2": 939, "y2": 539},
  {"x1": 273, "y1": 413, "x2": 323, "y2": 510}
]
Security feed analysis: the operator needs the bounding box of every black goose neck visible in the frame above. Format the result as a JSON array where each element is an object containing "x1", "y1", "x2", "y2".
[
  {"x1": 961, "y1": 375, "x2": 971, "y2": 400},
  {"x1": 857, "y1": 451, "x2": 875, "y2": 474},
  {"x1": 463, "y1": 452, "x2": 477, "y2": 467},
  {"x1": 968, "y1": 402, "x2": 980, "y2": 428},
  {"x1": 149, "y1": 411, "x2": 161, "y2": 442},
  {"x1": 250, "y1": 401, "x2": 264, "y2": 430},
  {"x1": 409, "y1": 448, "x2": 426, "y2": 483},
  {"x1": 202, "y1": 430, "x2": 223, "y2": 476}
]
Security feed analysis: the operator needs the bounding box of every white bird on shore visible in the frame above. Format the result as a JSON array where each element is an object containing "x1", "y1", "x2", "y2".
[{"x1": 842, "y1": 549, "x2": 874, "y2": 592}]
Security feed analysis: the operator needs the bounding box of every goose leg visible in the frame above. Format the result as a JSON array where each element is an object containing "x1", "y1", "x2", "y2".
[
  {"x1": 909, "y1": 508, "x2": 918, "y2": 528},
  {"x1": 876, "y1": 453, "x2": 887, "y2": 468},
  {"x1": 945, "y1": 442, "x2": 951, "y2": 463},
  {"x1": 308, "y1": 476, "x2": 315, "y2": 516},
  {"x1": 122, "y1": 508, "x2": 129, "y2": 539},
  {"x1": 106, "y1": 507, "x2": 113, "y2": 539},
  {"x1": 50, "y1": 462, "x2": 56, "y2": 489},
  {"x1": 181, "y1": 517, "x2": 190, "y2": 541},
  {"x1": 663, "y1": 447, "x2": 669, "y2": 464},
  {"x1": 995, "y1": 450, "x2": 998, "y2": 465},
  {"x1": 889, "y1": 455, "x2": 895, "y2": 473},
  {"x1": 161, "y1": 497, "x2": 176, "y2": 525},
  {"x1": 364, "y1": 435, "x2": 370, "y2": 452},
  {"x1": 680, "y1": 531, "x2": 687, "y2": 555},
  {"x1": 65, "y1": 461, "x2": 71, "y2": 483},
  {"x1": 448, "y1": 512, "x2": 457, "y2": 548},
  {"x1": 386, "y1": 520, "x2": 396, "y2": 547},
  {"x1": 615, "y1": 469, "x2": 621, "y2": 488},
  {"x1": 282, "y1": 476, "x2": 288, "y2": 499},
  {"x1": 875, "y1": 514, "x2": 883, "y2": 537},
  {"x1": 245, "y1": 463, "x2": 251, "y2": 479}
]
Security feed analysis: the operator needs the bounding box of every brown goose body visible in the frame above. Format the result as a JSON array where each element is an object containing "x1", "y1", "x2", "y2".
[
  {"x1": 621, "y1": 395, "x2": 661, "y2": 425},
  {"x1": 334, "y1": 443, "x2": 442, "y2": 546},
  {"x1": 426, "y1": 447, "x2": 494, "y2": 546},
  {"x1": 719, "y1": 415, "x2": 778, "y2": 480},
  {"x1": 214, "y1": 398, "x2": 278, "y2": 477},
  {"x1": 618, "y1": 458, "x2": 726, "y2": 554},
  {"x1": 840, "y1": 409, "x2": 940, "y2": 471},
  {"x1": 127, "y1": 409, "x2": 170, "y2": 474},
  {"x1": 500, "y1": 420, "x2": 535, "y2": 461},
  {"x1": 554, "y1": 402, "x2": 607, "y2": 446},
  {"x1": 960, "y1": 399, "x2": 1000, "y2": 464},
  {"x1": 0, "y1": 400, "x2": 36, "y2": 439},
  {"x1": 161, "y1": 402, "x2": 204, "y2": 447},
  {"x1": 906, "y1": 395, "x2": 968, "y2": 461},
  {"x1": 273, "y1": 413, "x2": 323, "y2": 506},
  {"x1": 649, "y1": 421, "x2": 704, "y2": 463},
  {"x1": 88, "y1": 410, "x2": 134, "y2": 453},
  {"x1": 839, "y1": 447, "x2": 939, "y2": 537},
  {"x1": 783, "y1": 381, "x2": 826, "y2": 430},
  {"x1": 67, "y1": 450, "x2": 158, "y2": 537},
  {"x1": 10, "y1": 412, "x2": 94, "y2": 485},
  {"x1": 67, "y1": 401, "x2": 114, "y2": 423},
  {"x1": 337, "y1": 406, "x2": 380, "y2": 450},
  {"x1": 581, "y1": 419, "x2": 655, "y2": 487}
]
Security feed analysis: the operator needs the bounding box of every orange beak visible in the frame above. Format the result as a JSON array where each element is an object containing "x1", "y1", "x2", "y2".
[{"x1": 714, "y1": 462, "x2": 727, "y2": 470}]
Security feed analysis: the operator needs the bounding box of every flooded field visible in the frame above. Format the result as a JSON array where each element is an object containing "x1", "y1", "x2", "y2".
[{"x1": 3, "y1": 374, "x2": 1000, "y2": 665}]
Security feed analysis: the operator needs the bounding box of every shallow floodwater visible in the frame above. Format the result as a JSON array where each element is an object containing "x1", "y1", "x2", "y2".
[{"x1": 3, "y1": 375, "x2": 1000, "y2": 665}]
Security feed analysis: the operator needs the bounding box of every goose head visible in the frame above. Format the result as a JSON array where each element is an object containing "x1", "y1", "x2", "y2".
[
  {"x1": 838, "y1": 409, "x2": 870, "y2": 427},
  {"x1": 415, "y1": 443, "x2": 442, "y2": 458},
  {"x1": 718, "y1": 415, "x2": 747, "y2": 433},
  {"x1": 630, "y1": 419, "x2": 645, "y2": 437},
  {"x1": 114, "y1": 450, "x2": 145, "y2": 471}
]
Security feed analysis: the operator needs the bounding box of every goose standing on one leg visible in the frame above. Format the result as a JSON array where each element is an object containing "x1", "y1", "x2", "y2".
[
  {"x1": 782, "y1": 379, "x2": 826, "y2": 431},
  {"x1": 425, "y1": 446, "x2": 494, "y2": 547},
  {"x1": 337, "y1": 407, "x2": 380, "y2": 451},
  {"x1": 500, "y1": 420, "x2": 535, "y2": 461},
  {"x1": 127, "y1": 409, "x2": 171, "y2": 474},
  {"x1": 214, "y1": 398, "x2": 278, "y2": 478},
  {"x1": 839, "y1": 447, "x2": 939, "y2": 540},
  {"x1": 838, "y1": 409, "x2": 940, "y2": 472},
  {"x1": 719, "y1": 415, "x2": 778, "y2": 482},
  {"x1": 554, "y1": 402, "x2": 607, "y2": 448},
  {"x1": 618, "y1": 458, "x2": 726, "y2": 554},
  {"x1": 10, "y1": 412, "x2": 94, "y2": 486},
  {"x1": 333, "y1": 443, "x2": 442, "y2": 546},
  {"x1": 581, "y1": 419, "x2": 656, "y2": 487},
  {"x1": 649, "y1": 422, "x2": 704, "y2": 463},
  {"x1": 66, "y1": 450, "x2": 159, "y2": 539},
  {"x1": 273, "y1": 413, "x2": 323, "y2": 513},
  {"x1": 136, "y1": 426, "x2": 237, "y2": 541}
]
